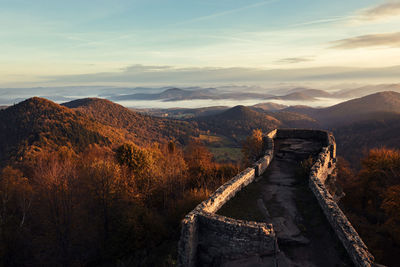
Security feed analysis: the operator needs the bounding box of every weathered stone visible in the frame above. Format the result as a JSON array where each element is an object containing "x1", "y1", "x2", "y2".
[{"x1": 178, "y1": 129, "x2": 375, "y2": 267}]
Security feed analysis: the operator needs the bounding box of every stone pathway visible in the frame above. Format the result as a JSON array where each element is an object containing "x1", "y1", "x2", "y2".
[{"x1": 218, "y1": 139, "x2": 352, "y2": 267}]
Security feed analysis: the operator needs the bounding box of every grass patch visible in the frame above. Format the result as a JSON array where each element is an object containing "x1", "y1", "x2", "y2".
[
  {"x1": 199, "y1": 134, "x2": 223, "y2": 143},
  {"x1": 217, "y1": 179, "x2": 266, "y2": 222},
  {"x1": 208, "y1": 147, "x2": 242, "y2": 163}
]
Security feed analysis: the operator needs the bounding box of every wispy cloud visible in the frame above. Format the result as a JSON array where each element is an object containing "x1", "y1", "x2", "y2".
[
  {"x1": 41, "y1": 64, "x2": 400, "y2": 85},
  {"x1": 173, "y1": 0, "x2": 277, "y2": 26},
  {"x1": 291, "y1": 1, "x2": 400, "y2": 28},
  {"x1": 359, "y1": 1, "x2": 400, "y2": 21},
  {"x1": 123, "y1": 64, "x2": 173, "y2": 72},
  {"x1": 288, "y1": 16, "x2": 352, "y2": 28},
  {"x1": 330, "y1": 32, "x2": 400, "y2": 49},
  {"x1": 275, "y1": 57, "x2": 313, "y2": 64}
]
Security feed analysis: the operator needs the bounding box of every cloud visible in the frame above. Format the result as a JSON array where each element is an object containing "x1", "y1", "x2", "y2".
[
  {"x1": 173, "y1": 0, "x2": 277, "y2": 26},
  {"x1": 288, "y1": 16, "x2": 350, "y2": 27},
  {"x1": 360, "y1": 1, "x2": 400, "y2": 20},
  {"x1": 330, "y1": 32, "x2": 400, "y2": 49},
  {"x1": 275, "y1": 57, "x2": 313, "y2": 64},
  {"x1": 40, "y1": 64, "x2": 400, "y2": 85},
  {"x1": 123, "y1": 65, "x2": 173, "y2": 72}
]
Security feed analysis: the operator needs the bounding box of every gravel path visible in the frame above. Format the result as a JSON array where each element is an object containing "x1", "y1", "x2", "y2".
[{"x1": 218, "y1": 139, "x2": 352, "y2": 267}]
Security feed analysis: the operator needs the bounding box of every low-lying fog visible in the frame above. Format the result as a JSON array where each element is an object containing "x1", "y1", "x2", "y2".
[
  {"x1": 114, "y1": 97, "x2": 346, "y2": 109},
  {"x1": 1, "y1": 83, "x2": 399, "y2": 109}
]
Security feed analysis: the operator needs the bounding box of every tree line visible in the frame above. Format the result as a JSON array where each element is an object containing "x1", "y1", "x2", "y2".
[
  {"x1": 0, "y1": 141, "x2": 239, "y2": 266},
  {"x1": 337, "y1": 148, "x2": 400, "y2": 266}
]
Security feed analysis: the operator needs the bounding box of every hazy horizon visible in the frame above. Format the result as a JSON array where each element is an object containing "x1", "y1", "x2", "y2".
[
  {"x1": 1, "y1": 0, "x2": 400, "y2": 88},
  {"x1": 1, "y1": 82, "x2": 398, "y2": 109}
]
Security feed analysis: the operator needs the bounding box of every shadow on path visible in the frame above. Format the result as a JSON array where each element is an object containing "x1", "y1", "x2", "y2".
[{"x1": 217, "y1": 139, "x2": 352, "y2": 267}]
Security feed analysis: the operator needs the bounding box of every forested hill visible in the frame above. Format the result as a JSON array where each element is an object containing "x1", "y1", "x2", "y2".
[
  {"x1": 0, "y1": 97, "x2": 197, "y2": 165},
  {"x1": 63, "y1": 98, "x2": 198, "y2": 144},
  {"x1": 285, "y1": 91, "x2": 400, "y2": 126},
  {"x1": 0, "y1": 97, "x2": 114, "y2": 163},
  {"x1": 333, "y1": 112, "x2": 400, "y2": 167},
  {"x1": 193, "y1": 105, "x2": 281, "y2": 138}
]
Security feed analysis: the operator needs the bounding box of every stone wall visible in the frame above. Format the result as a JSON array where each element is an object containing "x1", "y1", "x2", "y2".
[
  {"x1": 307, "y1": 134, "x2": 375, "y2": 267},
  {"x1": 196, "y1": 213, "x2": 276, "y2": 265},
  {"x1": 275, "y1": 129, "x2": 374, "y2": 266},
  {"x1": 178, "y1": 129, "x2": 375, "y2": 267},
  {"x1": 178, "y1": 138, "x2": 275, "y2": 266}
]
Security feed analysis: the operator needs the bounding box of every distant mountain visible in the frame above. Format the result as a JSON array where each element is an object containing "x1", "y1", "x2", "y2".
[
  {"x1": 110, "y1": 87, "x2": 274, "y2": 102},
  {"x1": 269, "y1": 111, "x2": 319, "y2": 128},
  {"x1": 39, "y1": 95, "x2": 75, "y2": 102},
  {"x1": 334, "y1": 84, "x2": 400, "y2": 99},
  {"x1": 285, "y1": 91, "x2": 400, "y2": 126},
  {"x1": 296, "y1": 89, "x2": 332, "y2": 98},
  {"x1": 267, "y1": 87, "x2": 332, "y2": 98},
  {"x1": 267, "y1": 86, "x2": 311, "y2": 95},
  {"x1": 111, "y1": 87, "x2": 217, "y2": 101},
  {"x1": 324, "y1": 91, "x2": 400, "y2": 116},
  {"x1": 194, "y1": 105, "x2": 281, "y2": 138},
  {"x1": 218, "y1": 92, "x2": 274, "y2": 100},
  {"x1": 63, "y1": 98, "x2": 198, "y2": 144},
  {"x1": 252, "y1": 102, "x2": 287, "y2": 111},
  {"x1": 139, "y1": 106, "x2": 230, "y2": 119},
  {"x1": 278, "y1": 88, "x2": 332, "y2": 98},
  {"x1": 333, "y1": 112, "x2": 400, "y2": 167},
  {"x1": 267, "y1": 92, "x2": 316, "y2": 101}
]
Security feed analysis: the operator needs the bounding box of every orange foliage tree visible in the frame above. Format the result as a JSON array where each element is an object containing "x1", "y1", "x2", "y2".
[{"x1": 338, "y1": 148, "x2": 400, "y2": 266}]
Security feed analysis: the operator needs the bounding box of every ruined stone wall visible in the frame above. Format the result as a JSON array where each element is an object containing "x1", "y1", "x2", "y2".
[
  {"x1": 178, "y1": 137, "x2": 275, "y2": 267},
  {"x1": 196, "y1": 214, "x2": 276, "y2": 265},
  {"x1": 178, "y1": 129, "x2": 375, "y2": 267},
  {"x1": 274, "y1": 129, "x2": 374, "y2": 266},
  {"x1": 307, "y1": 134, "x2": 375, "y2": 267}
]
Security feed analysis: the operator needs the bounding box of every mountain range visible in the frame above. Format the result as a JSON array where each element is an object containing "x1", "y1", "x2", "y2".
[
  {"x1": 285, "y1": 91, "x2": 400, "y2": 126},
  {"x1": 1, "y1": 91, "x2": 400, "y2": 167},
  {"x1": 110, "y1": 87, "x2": 275, "y2": 101},
  {"x1": 2, "y1": 83, "x2": 400, "y2": 106}
]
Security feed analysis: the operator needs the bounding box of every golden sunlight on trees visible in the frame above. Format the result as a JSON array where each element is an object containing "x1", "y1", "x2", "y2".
[
  {"x1": 116, "y1": 143, "x2": 152, "y2": 175},
  {"x1": 242, "y1": 129, "x2": 264, "y2": 165},
  {"x1": 0, "y1": 140, "x2": 240, "y2": 266},
  {"x1": 338, "y1": 148, "x2": 400, "y2": 266},
  {"x1": 31, "y1": 147, "x2": 79, "y2": 267},
  {"x1": 381, "y1": 185, "x2": 400, "y2": 244}
]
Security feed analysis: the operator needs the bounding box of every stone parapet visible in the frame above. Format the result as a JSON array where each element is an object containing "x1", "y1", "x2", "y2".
[
  {"x1": 178, "y1": 129, "x2": 375, "y2": 267},
  {"x1": 308, "y1": 131, "x2": 375, "y2": 267},
  {"x1": 177, "y1": 137, "x2": 275, "y2": 266},
  {"x1": 196, "y1": 213, "x2": 276, "y2": 265}
]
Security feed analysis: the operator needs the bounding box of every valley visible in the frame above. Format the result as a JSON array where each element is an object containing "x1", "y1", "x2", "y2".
[{"x1": 1, "y1": 90, "x2": 400, "y2": 266}]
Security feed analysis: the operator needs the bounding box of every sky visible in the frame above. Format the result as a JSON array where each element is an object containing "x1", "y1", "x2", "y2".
[{"x1": 1, "y1": 0, "x2": 400, "y2": 87}]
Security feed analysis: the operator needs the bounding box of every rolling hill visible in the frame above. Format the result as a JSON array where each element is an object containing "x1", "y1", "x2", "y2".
[
  {"x1": 285, "y1": 91, "x2": 400, "y2": 126},
  {"x1": 252, "y1": 102, "x2": 287, "y2": 111},
  {"x1": 110, "y1": 87, "x2": 274, "y2": 101},
  {"x1": 267, "y1": 92, "x2": 316, "y2": 101},
  {"x1": 291, "y1": 88, "x2": 332, "y2": 98},
  {"x1": 194, "y1": 105, "x2": 281, "y2": 138},
  {"x1": 0, "y1": 97, "x2": 114, "y2": 163},
  {"x1": 139, "y1": 106, "x2": 230, "y2": 119},
  {"x1": 268, "y1": 111, "x2": 319, "y2": 128},
  {"x1": 110, "y1": 87, "x2": 218, "y2": 101},
  {"x1": 334, "y1": 84, "x2": 400, "y2": 99},
  {"x1": 0, "y1": 97, "x2": 200, "y2": 165},
  {"x1": 63, "y1": 98, "x2": 198, "y2": 144},
  {"x1": 333, "y1": 112, "x2": 400, "y2": 168}
]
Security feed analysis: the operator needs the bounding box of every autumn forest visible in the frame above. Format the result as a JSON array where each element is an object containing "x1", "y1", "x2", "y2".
[{"x1": 1, "y1": 93, "x2": 400, "y2": 266}]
